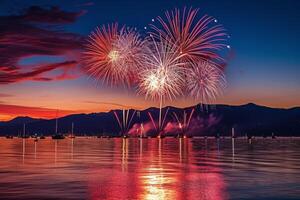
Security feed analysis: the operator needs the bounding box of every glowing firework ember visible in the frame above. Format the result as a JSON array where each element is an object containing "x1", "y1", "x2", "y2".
[
  {"x1": 139, "y1": 66, "x2": 183, "y2": 101},
  {"x1": 82, "y1": 24, "x2": 145, "y2": 86},
  {"x1": 186, "y1": 61, "x2": 226, "y2": 104},
  {"x1": 149, "y1": 7, "x2": 228, "y2": 64}
]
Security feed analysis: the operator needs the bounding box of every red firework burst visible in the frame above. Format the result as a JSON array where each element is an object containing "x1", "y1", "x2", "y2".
[{"x1": 82, "y1": 24, "x2": 145, "y2": 87}]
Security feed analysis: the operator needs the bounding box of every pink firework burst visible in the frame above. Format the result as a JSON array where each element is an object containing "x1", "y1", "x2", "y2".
[{"x1": 186, "y1": 60, "x2": 226, "y2": 104}]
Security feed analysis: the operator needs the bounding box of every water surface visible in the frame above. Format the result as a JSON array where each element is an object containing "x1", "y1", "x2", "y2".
[{"x1": 0, "y1": 137, "x2": 299, "y2": 200}]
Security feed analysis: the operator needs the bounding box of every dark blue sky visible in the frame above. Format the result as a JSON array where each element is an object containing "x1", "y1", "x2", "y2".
[{"x1": 0, "y1": 0, "x2": 299, "y2": 120}]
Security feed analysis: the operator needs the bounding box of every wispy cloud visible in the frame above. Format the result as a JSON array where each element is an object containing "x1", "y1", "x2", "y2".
[
  {"x1": 0, "y1": 103, "x2": 80, "y2": 119},
  {"x1": 0, "y1": 93, "x2": 13, "y2": 98},
  {"x1": 0, "y1": 6, "x2": 85, "y2": 84},
  {"x1": 0, "y1": 61, "x2": 78, "y2": 84},
  {"x1": 83, "y1": 101, "x2": 142, "y2": 110}
]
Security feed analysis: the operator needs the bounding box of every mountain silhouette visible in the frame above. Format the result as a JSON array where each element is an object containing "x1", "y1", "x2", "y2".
[{"x1": 0, "y1": 103, "x2": 299, "y2": 137}]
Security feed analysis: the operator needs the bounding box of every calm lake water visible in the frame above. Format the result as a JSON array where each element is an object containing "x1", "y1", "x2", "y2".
[{"x1": 0, "y1": 137, "x2": 299, "y2": 200}]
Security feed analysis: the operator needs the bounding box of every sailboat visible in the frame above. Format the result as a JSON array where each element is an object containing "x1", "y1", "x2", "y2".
[
  {"x1": 6, "y1": 135, "x2": 13, "y2": 139},
  {"x1": 39, "y1": 135, "x2": 46, "y2": 139},
  {"x1": 52, "y1": 110, "x2": 65, "y2": 139},
  {"x1": 231, "y1": 127, "x2": 237, "y2": 138}
]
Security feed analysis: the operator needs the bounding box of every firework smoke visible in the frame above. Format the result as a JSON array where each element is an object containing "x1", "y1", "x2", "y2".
[
  {"x1": 127, "y1": 113, "x2": 221, "y2": 137},
  {"x1": 127, "y1": 121, "x2": 157, "y2": 137}
]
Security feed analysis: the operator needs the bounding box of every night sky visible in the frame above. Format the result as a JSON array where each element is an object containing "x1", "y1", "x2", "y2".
[{"x1": 0, "y1": 0, "x2": 299, "y2": 120}]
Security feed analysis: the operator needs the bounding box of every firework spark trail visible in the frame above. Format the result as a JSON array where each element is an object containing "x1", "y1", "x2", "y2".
[
  {"x1": 172, "y1": 108, "x2": 195, "y2": 136},
  {"x1": 113, "y1": 111, "x2": 123, "y2": 131},
  {"x1": 123, "y1": 109, "x2": 126, "y2": 131},
  {"x1": 161, "y1": 107, "x2": 170, "y2": 130},
  {"x1": 147, "y1": 111, "x2": 157, "y2": 131},
  {"x1": 127, "y1": 110, "x2": 136, "y2": 131},
  {"x1": 173, "y1": 112, "x2": 180, "y2": 125},
  {"x1": 149, "y1": 7, "x2": 228, "y2": 65},
  {"x1": 114, "y1": 110, "x2": 136, "y2": 135},
  {"x1": 186, "y1": 60, "x2": 226, "y2": 104},
  {"x1": 187, "y1": 108, "x2": 195, "y2": 128}
]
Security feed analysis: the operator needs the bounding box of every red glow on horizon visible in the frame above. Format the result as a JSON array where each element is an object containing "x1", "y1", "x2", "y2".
[{"x1": 0, "y1": 104, "x2": 80, "y2": 121}]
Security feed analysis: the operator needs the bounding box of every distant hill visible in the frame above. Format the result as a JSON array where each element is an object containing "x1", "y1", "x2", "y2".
[
  {"x1": 2, "y1": 116, "x2": 43, "y2": 125},
  {"x1": 0, "y1": 103, "x2": 299, "y2": 137}
]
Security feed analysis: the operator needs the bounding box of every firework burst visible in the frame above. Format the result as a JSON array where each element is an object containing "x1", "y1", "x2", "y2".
[
  {"x1": 82, "y1": 24, "x2": 145, "y2": 86},
  {"x1": 186, "y1": 61, "x2": 226, "y2": 104},
  {"x1": 113, "y1": 28, "x2": 147, "y2": 86},
  {"x1": 137, "y1": 37, "x2": 185, "y2": 101},
  {"x1": 81, "y1": 7, "x2": 230, "y2": 136},
  {"x1": 149, "y1": 7, "x2": 228, "y2": 65}
]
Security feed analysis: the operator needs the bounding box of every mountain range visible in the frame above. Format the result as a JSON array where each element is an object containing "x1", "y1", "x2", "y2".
[{"x1": 0, "y1": 103, "x2": 299, "y2": 137}]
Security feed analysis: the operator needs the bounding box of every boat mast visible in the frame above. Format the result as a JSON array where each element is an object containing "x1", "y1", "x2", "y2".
[
  {"x1": 71, "y1": 122, "x2": 74, "y2": 137},
  {"x1": 55, "y1": 110, "x2": 58, "y2": 134},
  {"x1": 23, "y1": 123, "x2": 26, "y2": 137}
]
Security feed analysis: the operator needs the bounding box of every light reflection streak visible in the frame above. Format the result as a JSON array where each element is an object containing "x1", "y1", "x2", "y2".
[
  {"x1": 179, "y1": 138, "x2": 190, "y2": 163},
  {"x1": 34, "y1": 140, "x2": 37, "y2": 160},
  {"x1": 217, "y1": 138, "x2": 220, "y2": 156},
  {"x1": 232, "y1": 138, "x2": 235, "y2": 161},
  {"x1": 71, "y1": 138, "x2": 74, "y2": 160},
  {"x1": 139, "y1": 138, "x2": 143, "y2": 159},
  {"x1": 122, "y1": 138, "x2": 128, "y2": 172},
  {"x1": 3, "y1": 138, "x2": 298, "y2": 199},
  {"x1": 86, "y1": 138, "x2": 227, "y2": 200},
  {"x1": 179, "y1": 138, "x2": 182, "y2": 162},
  {"x1": 141, "y1": 139, "x2": 177, "y2": 200},
  {"x1": 54, "y1": 140, "x2": 57, "y2": 167},
  {"x1": 22, "y1": 138, "x2": 25, "y2": 164},
  {"x1": 142, "y1": 167, "x2": 177, "y2": 200}
]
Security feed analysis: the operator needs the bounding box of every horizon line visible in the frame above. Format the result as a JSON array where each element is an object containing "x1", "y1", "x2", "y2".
[{"x1": 2, "y1": 102, "x2": 299, "y2": 122}]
